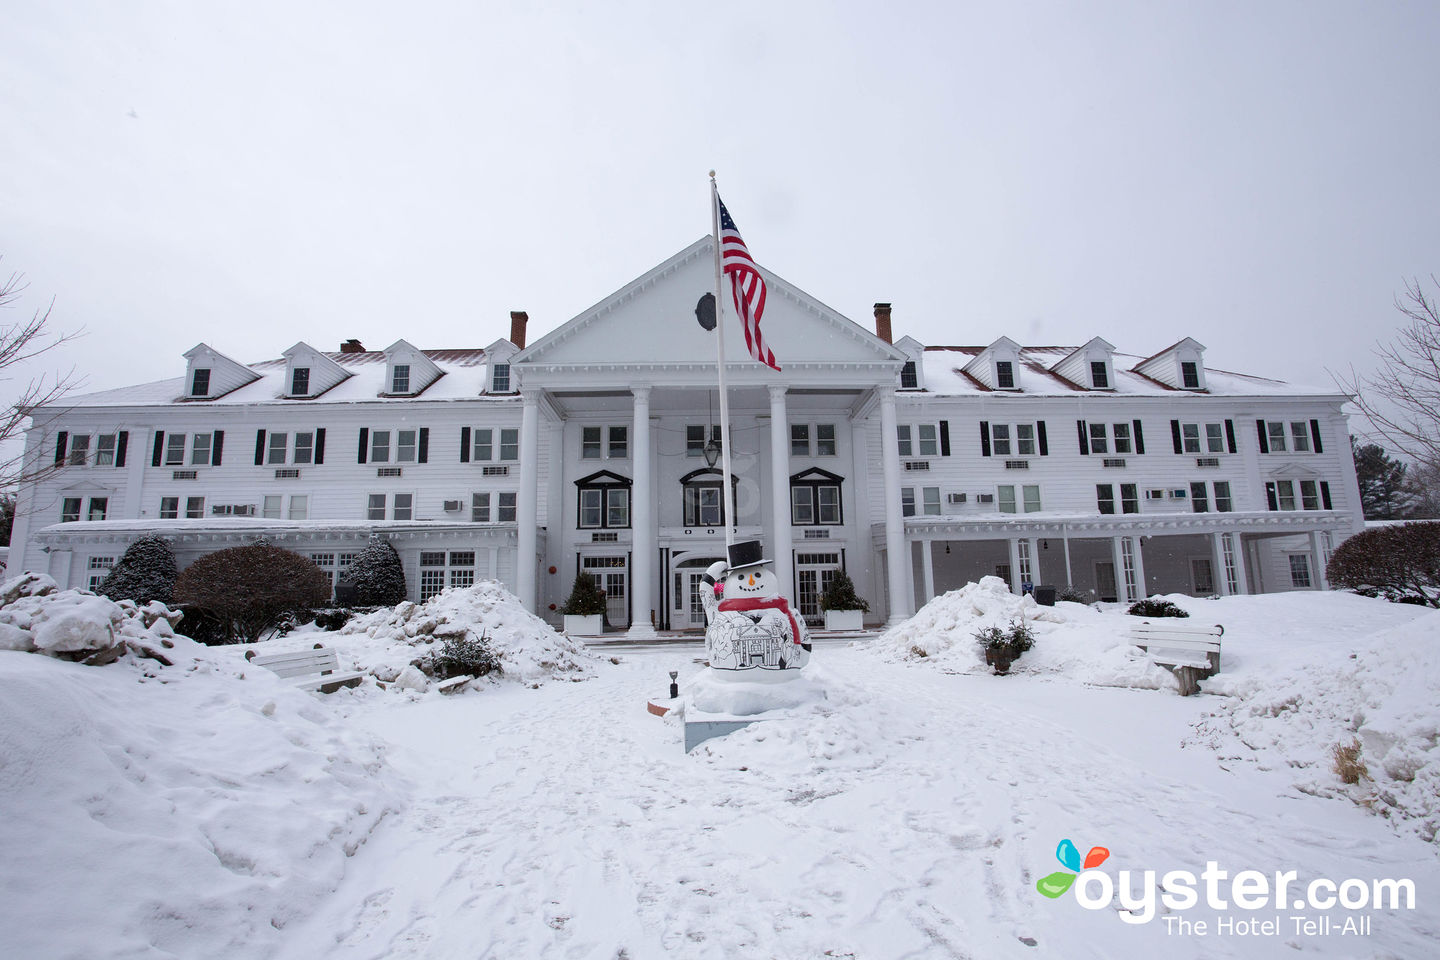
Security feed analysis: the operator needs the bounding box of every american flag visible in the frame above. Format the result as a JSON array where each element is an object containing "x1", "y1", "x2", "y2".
[{"x1": 717, "y1": 195, "x2": 779, "y2": 372}]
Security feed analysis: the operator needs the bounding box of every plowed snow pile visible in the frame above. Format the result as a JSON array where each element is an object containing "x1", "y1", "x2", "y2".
[
  {"x1": 336, "y1": 580, "x2": 598, "y2": 689},
  {"x1": 1192, "y1": 608, "x2": 1440, "y2": 843},
  {"x1": 0, "y1": 584, "x2": 399, "y2": 960},
  {"x1": 864, "y1": 576, "x2": 1178, "y2": 689}
]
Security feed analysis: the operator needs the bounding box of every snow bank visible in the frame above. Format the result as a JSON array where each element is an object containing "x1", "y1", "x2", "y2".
[
  {"x1": 864, "y1": 577, "x2": 1177, "y2": 689},
  {"x1": 681, "y1": 666, "x2": 830, "y2": 717},
  {"x1": 336, "y1": 580, "x2": 598, "y2": 690},
  {"x1": 0, "y1": 574, "x2": 188, "y2": 665},
  {"x1": 1193, "y1": 608, "x2": 1440, "y2": 843},
  {"x1": 0, "y1": 603, "x2": 399, "y2": 957}
]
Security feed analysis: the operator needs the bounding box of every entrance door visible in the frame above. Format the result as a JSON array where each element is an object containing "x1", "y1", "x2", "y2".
[
  {"x1": 1190, "y1": 557, "x2": 1215, "y2": 595},
  {"x1": 1095, "y1": 561, "x2": 1118, "y2": 603},
  {"x1": 795, "y1": 552, "x2": 841, "y2": 624},
  {"x1": 582, "y1": 556, "x2": 628, "y2": 628}
]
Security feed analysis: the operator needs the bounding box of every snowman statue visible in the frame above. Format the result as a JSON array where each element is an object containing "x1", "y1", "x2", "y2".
[{"x1": 700, "y1": 539, "x2": 811, "y2": 676}]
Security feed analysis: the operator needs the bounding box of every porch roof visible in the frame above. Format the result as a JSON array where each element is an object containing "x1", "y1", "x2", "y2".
[{"x1": 874, "y1": 510, "x2": 1353, "y2": 544}]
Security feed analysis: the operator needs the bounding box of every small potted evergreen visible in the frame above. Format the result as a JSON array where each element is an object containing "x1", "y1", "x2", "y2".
[
  {"x1": 974, "y1": 619, "x2": 1035, "y2": 675},
  {"x1": 560, "y1": 572, "x2": 606, "y2": 635},
  {"x1": 820, "y1": 569, "x2": 869, "y2": 631}
]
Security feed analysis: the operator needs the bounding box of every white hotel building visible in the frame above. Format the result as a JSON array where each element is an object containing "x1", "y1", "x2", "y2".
[{"x1": 10, "y1": 238, "x2": 1364, "y2": 631}]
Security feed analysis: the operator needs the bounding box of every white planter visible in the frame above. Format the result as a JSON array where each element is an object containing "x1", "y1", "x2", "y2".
[
  {"x1": 563, "y1": 614, "x2": 603, "y2": 635},
  {"x1": 823, "y1": 609, "x2": 864, "y2": 631}
]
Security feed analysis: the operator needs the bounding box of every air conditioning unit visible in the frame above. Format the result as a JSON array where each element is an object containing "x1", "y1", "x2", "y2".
[
  {"x1": 947, "y1": 492, "x2": 967, "y2": 504},
  {"x1": 210, "y1": 504, "x2": 256, "y2": 516},
  {"x1": 1169, "y1": 488, "x2": 1188, "y2": 499},
  {"x1": 442, "y1": 500, "x2": 462, "y2": 512},
  {"x1": 977, "y1": 493, "x2": 995, "y2": 503},
  {"x1": 1145, "y1": 489, "x2": 1166, "y2": 500}
]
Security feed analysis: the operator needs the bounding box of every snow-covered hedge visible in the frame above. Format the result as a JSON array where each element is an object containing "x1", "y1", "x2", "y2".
[
  {"x1": 0, "y1": 572, "x2": 184, "y2": 663},
  {"x1": 337, "y1": 580, "x2": 598, "y2": 691}
]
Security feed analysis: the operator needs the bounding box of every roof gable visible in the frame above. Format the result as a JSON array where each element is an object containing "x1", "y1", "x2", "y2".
[
  {"x1": 280, "y1": 342, "x2": 351, "y2": 398},
  {"x1": 180, "y1": 343, "x2": 259, "y2": 400}
]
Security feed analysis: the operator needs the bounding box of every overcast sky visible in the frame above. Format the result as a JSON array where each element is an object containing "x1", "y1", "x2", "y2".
[{"x1": 2, "y1": 1, "x2": 1438, "y2": 425}]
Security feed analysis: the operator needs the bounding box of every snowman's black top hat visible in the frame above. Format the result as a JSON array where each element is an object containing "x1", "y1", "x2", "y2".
[{"x1": 726, "y1": 539, "x2": 770, "y2": 572}]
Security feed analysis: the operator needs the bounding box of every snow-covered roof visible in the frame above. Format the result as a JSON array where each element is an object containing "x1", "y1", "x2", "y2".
[
  {"x1": 918, "y1": 346, "x2": 1329, "y2": 398},
  {"x1": 56, "y1": 348, "x2": 515, "y2": 408}
]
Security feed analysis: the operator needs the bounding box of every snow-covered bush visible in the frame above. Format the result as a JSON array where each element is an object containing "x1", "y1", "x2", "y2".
[
  {"x1": 97, "y1": 534, "x2": 178, "y2": 605},
  {"x1": 1127, "y1": 598, "x2": 1189, "y2": 618},
  {"x1": 0, "y1": 572, "x2": 185, "y2": 664},
  {"x1": 820, "y1": 569, "x2": 869, "y2": 612},
  {"x1": 174, "y1": 543, "x2": 332, "y2": 643},
  {"x1": 338, "y1": 535, "x2": 406, "y2": 607},
  {"x1": 559, "y1": 572, "x2": 607, "y2": 616},
  {"x1": 431, "y1": 631, "x2": 500, "y2": 678},
  {"x1": 1327, "y1": 521, "x2": 1440, "y2": 608}
]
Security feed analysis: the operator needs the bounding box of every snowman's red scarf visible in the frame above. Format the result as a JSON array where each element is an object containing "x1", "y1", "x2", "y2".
[{"x1": 717, "y1": 597, "x2": 802, "y2": 644}]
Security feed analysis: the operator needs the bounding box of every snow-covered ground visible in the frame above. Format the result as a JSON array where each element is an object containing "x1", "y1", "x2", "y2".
[{"x1": 3, "y1": 583, "x2": 1438, "y2": 958}]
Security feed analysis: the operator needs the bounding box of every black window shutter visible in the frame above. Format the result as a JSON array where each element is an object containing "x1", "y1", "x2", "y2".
[
  {"x1": 1076, "y1": 420, "x2": 1089, "y2": 455},
  {"x1": 1265, "y1": 481, "x2": 1278, "y2": 511},
  {"x1": 115, "y1": 431, "x2": 128, "y2": 468},
  {"x1": 939, "y1": 420, "x2": 950, "y2": 457},
  {"x1": 1256, "y1": 419, "x2": 1269, "y2": 454},
  {"x1": 254, "y1": 429, "x2": 267, "y2": 466},
  {"x1": 1225, "y1": 420, "x2": 1237, "y2": 454},
  {"x1": 314, "y1": 428, "x2": 326, "y2": 464},
  {"x1": 1132, "y1": 419, "x2": 1145, "y2": 455},
  {"x1": 460, "y1": 427, "x2": 471, "y2": 463},
  {"x1": 418, "y1": 427, "x2": 429, "y2": 463},
  {"x1": 1320, "y1": 481, "x2": 1332, "y2": 510},
  {"x1": 1170, "y1": 420, "x2": 1182, "y2": 455},
  {"x1": 152, "y1": 431, "x2": 165, "y2": 467},
  {"x1": 1037, "y1": 421, "x2": 1048, "y2": 456},
  {"x1": 979, "y1": 421, "x2": 991, "y2": 457},
  {"x1": 1310, "y1": 419, "x2": 1323, "y2": 454},
  {"x1": 211, "y1": 430, "x2": 224, "y2": 466},
  {"x1": 358, "y1": 427, "x2": 369, "y2": 464},
  {"x1": 55, "y1": 431, "x2": 68, "y2": 465}
]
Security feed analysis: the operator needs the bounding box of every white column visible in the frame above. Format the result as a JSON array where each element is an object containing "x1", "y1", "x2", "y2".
[
  {"x1": 1027, "y1": 537, "x2": 1040, "y2": 589},
  {"x1": 1111, "y1": 536, "x2": 1128, "y2": 602},
  {"x1": 1231, "y1": 533, "x2": 1250, "y2": 595},
  {"x1": 516, "y1": 391, "x2": 541, "y2": 610},
  {"x1": 920, "y1": 539, "x2": 936, "y2": 605},
  {"x1": 879, "y1": 390, "x2": 911, "y2": 624},
  {"x1": 768, "y1": 385, "x2": 794, "y2": 602},
  {"x1": 1062, "y1": 524, "x2": 1073, "y2": 588},
  {"x1": 1211, "y1": 532, "x2": 1230, "y2": 597},
  {"x1": 1309, "y1": 530, "x2": 1329, "y2": 590},
  {"x1": 1131, "y1": 536, "x2": 1147, "y2": 599},
  {"x1": 1007, "y1": 538, "x2": 1023, "y2": 594},
  {"x1": 628, "y1": 387, "x2": 655, "y2": 636}
]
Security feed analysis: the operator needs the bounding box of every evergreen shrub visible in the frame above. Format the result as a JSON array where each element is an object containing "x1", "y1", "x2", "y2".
[
  {"x1": 1127, "y1": 599, "x2": 1190, "y2": 618},
  {"x1": 820, "y1": 569, "x2": 870, "y2": 612},
  {"x1": 338, "y1": 535, "x2": 407, "y2": 607},
  {"x1": 559, "y1": 573, "x2": 607, "y2": 617},
  {"x1": 432, "y1": 632, "x2": 500, "y2": 679},
  {"x1": 98, "y1": 535, "x2": 178, "y2": 605}
]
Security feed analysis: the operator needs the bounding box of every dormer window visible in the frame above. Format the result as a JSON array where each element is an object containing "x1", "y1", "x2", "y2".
[
  {"x1": 191, "y1": 369, "x2": 211, "y2": 397},
  {"x1": 291, "y1": 367, "x2": 310, "y2": 396},
  {"x1": 1181, "y1": 361, "x2": 1200, "y2": 390},
  {"x1": 1090, "y1": 361, "x2": 1110, "y2": 389},
  {"x1": 996, "y1": 361, "x2": 1015, "y2": 390},
  {"x1": 492, "y1": 362, "x2": 510, "y2": 393},
  {"x1": 392, "y1": 364, "x2": 410, "y2": 394},
  {"x1": 900, "y1": 361, "x2": 918, "y2": 389}
]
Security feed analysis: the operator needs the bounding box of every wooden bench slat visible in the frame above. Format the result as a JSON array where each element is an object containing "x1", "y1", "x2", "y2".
[
  {"x1": 246, "y1": 645, "x2": 360, "y2": 693},
  {"x1": 1126, "y1": 621, "x2": 1223, "y2": 696},
  {"x1": 249, "y1": 650, "x2": 341, "y2": 668}
]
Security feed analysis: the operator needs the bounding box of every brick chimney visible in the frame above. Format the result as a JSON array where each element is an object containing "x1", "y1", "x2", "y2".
[
  {"x1": 340, "y1": 339, "x2": 365, "y2": 354},
  {"x1": 509, "y1": 311, "x2": 528, "y2": 349},
  {"x1": 873, "y1": 303, "x2": 893, "y2": 344}
]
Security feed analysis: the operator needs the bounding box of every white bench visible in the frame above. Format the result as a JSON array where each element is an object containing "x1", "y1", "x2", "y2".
[
  {"x1": 1127, "y1": 621, "x2": 1223, "y2": 696},
  {"x1": 245, "y1": 644, "x2": 366, "y2": 693}
]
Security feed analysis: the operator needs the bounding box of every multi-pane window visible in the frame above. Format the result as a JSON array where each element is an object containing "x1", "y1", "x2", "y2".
[
  {"x1": 1015, "y1": 424, "x2": 1036, "y2": 456},
  {"x1": 579, "y1": 486, "x2": 629, "y2": 528},
  {"x1": 1181, "y1": 423, "x2": 1201, "y2": 454},
  {"x1": 791, "y1": 424, "x2": 810, "y2": 456},
  {"x1": 291, "y1": 367, "x2": 310, "y2": 395},
  {"x1": 1112, "y1": 423, "x2": 1132, "y2": 454},
  {"x1": 88, "y1": 556, "x2": 115, "y2": 592},
  {"x1": 391, "y1": 364, "x2": 410, "y2": 393},
  {"x1": 268, "y1": 432, "x2": 288, "y2": 465},
  {"x1": 62, "y1": 498, "x2": 82, "y2": 522},
  {"x1": 1289, "y1": 554, "x2": 1312, "y2": 588},
  {"x1": 367, "y1": 494, "x2": 386, "y2": 520},
  {"x1": 582, "y1": 426, "x2": 626, "y2": 459},
  {"x1": 1206, "y1": 423, "x2": 1225, "y2": 453},
  {"x1": 160, "y1": 496, "x2": 179, "y2": 519},
  {"x1": 472, "y1": 429, "x2": 494, "y2": 461},
  {"x1": 582, "y1": 426, "x2": 602, "y2": 459},
  {"x1": 1191, "y1": 482, "x2": 1209, "y2": 513},
  {"x1": 1089, "y1": 423, "x2": 1109, "y2": 454},
  {"x1": 365, "y1": 493, "x2": 412, "y2": 520},
  {"x1": 470, "y1": 491, "x2": 516, "y2": 522},
  {"x1": 166, "y1": 433, "x2": 188, "y2": 466},
  {"x1": 995, "y1": 360, "x2": 1015, "y2": 389},
  {"x1": 686, "y1": 425, "x2": 722, "y2": 457},
  {"x1": 1181, "y1": 361, "x2": 1200, "y2": 389},
  {"x1": 371, "y1": 431, "x2": 390, "y2": 463},
  {"x1": 68, "y1": 434, "x2": 91, "y2": 466},
  {"x1": 791, "y1": 472, "x2": 842, "y2": 525},
  {"x1": 95, "y1": 434, "x2": 117, "y2": 466},
  {"x1": 683, "y1": 475, "x2": 725, "y2": 527},
  {"x1": 816, "y1": 424, "x2": 836, "y2": 456},
  {"x1": 1097, "y1": 484, "x2": 1115, "y2": 515},
  {"x1": 789, "y1": 424, "x2": 836, "y2": 457},
  {"x1": 191, "y1": 368, "x2": 210, "y2": 396},
  {"x1": 608, "y1": 426, "x2": 627, "y2": 459},
  {"x1": 499, "y1": 428, "x2": 518, "y2": 461},
  {"x1": 1180, "y1": 422, "x2": 1224, "y2": 454},
  {"x1": 185, "y1": 496, "x2": 204, "y2": 519},
  {"x1": 1300, "y1": 479, "x2": 1320, "y2": 511},
  {"x1": 396, "y1": 430, "x2": 417, "y2": 463},
  {"x1": 87, "y1": 497, "x2": 107, "y2": 521},
  {"x1": 1290, "y1": 422, "x2": 1311, "y2": 452},
  {"x1": 293, "y1": 432, "x2": 314, "y2": 465},
  {"x1": 288, "y1": 495, "x2": 309, "y2": 520},
  {"x1": 1275, "y1": 480, "x2": 1297, "y2": 511},
  {"x1": 1214, "y1": 481, "x2": 1233, "y2": 512},
  {"x1": 1090, "y1": 361, "x2": 1109, "y2": 389},
  {"x1": 916, "y1": 424, "x2": 938, "y2": 456},
  {"x1": 900, "y1": 361, "x2": 918, "y2": 389},
  {"x1": 1267, "y1": 422, "x2": 1288, "y2": 452},
  {"x1": 1022, "y1": 485, "x2": 1041, "y2": 513},
  {"x1": 1097, "y1": 484, "x2": 1137, "y2": 515},
  {"x1": 901, "y1": 487, "x2": 916, "y2": 517},
  {"x1": 922, "y1": 486, "x2": 942, "y2": 516},
  {"x1": 997, "y1": 485, "x2": 1017, "y2": 514},
  {"x1": 491, "y1": 363, "x2": 510, "y2": 393},
  {"x1": 419, "y1": 552, "x2": 447, "y2": 601},
  {"x1": 896, "y1": 425, "x2": 912, "y2": 457},
  {"x1": 991, "y1": 424, "x2": 1012, "y2": 456},
  {"x1": 471, "y1": 492, "x2": 491, "y2": 522},
  {"x1": 263, "y1": 495, "x2": 281, "y2": 519},
  {"x1": 1120, "y1": 483, "x2": 1139, "y2": 514},
  {"x1": 190, "y1": 432, "x2": 212, "y2": 466},
  {"x1": 497, "y1": 491, "x2": 516, "y2": 521}
]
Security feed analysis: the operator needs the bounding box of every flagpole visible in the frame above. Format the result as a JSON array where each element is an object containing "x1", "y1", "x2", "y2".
[{"x1": 709, "y1": 171, "x2": 737, "y2": 550}]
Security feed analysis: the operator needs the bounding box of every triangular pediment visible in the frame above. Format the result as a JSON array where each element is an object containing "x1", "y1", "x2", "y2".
[{"x1": 516, "y1": 238, "x2": 905, "y2": 377}]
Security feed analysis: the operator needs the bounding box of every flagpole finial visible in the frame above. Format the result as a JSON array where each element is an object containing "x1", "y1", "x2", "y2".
[{"x1": 708, "y1": 169, "x2": 716, "y2": 179}]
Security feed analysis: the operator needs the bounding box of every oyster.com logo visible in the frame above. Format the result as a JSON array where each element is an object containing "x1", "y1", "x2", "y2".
[{"x1": 1036, "y1": 838, "x2": 1110, "y2": 899}]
